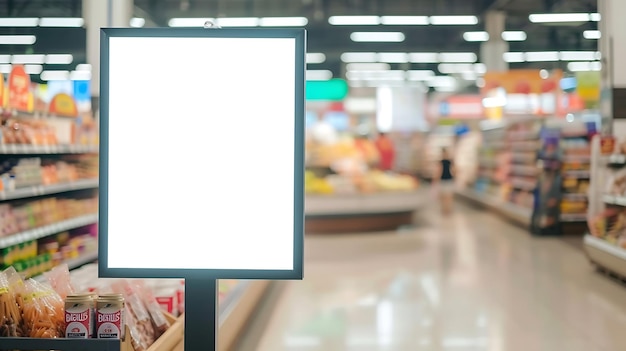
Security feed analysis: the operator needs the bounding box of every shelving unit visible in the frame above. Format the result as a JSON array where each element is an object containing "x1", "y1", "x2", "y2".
[
  {"x1": 0, "y1": 144, "x2": 98, "y2": 154},
  {"x1": 0, "y1": 213, "x2": 98, "y2": 248},
  {"x1": 0, "y1": 178, "x2": 98, "y2": 200},
  {"x1": 456, "y1": 187, "x2": 531, "y2": 227}
]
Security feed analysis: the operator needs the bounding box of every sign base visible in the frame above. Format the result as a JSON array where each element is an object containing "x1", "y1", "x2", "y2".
[{"x1": 185, "y1": 278, "x2": 218, "y2": 351}]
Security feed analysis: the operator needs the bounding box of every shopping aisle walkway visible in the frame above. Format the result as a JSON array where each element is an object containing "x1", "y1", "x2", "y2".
[{"x1": 248, "y1": 200, "x2": 626, "y2": 351}]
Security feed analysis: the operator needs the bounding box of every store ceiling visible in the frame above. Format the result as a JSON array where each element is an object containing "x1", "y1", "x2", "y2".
[{"x1": 0, "y1": 0, "x2": 599, "y2": 88}]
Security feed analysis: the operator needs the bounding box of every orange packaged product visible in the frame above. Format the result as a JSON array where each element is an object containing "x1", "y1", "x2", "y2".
[{"x1": 0, "y1": 270, "x2": 23, "y2": 337}]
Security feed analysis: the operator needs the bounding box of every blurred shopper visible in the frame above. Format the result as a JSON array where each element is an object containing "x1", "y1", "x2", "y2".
[
  {"x1": 434, "y1": 148, "x2": 455, "y2": 214},
  {"x1": 374, "y1": 132, "x2": 395, "y2": 171}
]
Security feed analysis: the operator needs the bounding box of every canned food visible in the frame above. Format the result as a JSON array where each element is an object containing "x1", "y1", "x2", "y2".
[
  {"x1": 65, "y1": 293, "x2": 96, "y2": 338},
  {"x1": 96, "y1": 294, "x2": 125, "y2": 339}
]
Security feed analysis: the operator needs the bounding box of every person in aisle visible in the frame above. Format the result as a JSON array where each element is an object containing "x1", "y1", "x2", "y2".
[
  {"x1": 374, "y1": 132, "x2": 395, "y2": 171},
  {"x1": 434, "y1": 147, "x2": 455, "y2": 215}
]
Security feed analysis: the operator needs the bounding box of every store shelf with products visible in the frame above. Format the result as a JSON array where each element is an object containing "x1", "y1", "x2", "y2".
[{"x1": 456, "y1": 187, "x2": 531, "y2": 227}]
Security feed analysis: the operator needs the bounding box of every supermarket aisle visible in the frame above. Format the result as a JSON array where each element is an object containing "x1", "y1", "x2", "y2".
[{"x1": 248, "y1": 200, "x2": 626, "y2": 351}]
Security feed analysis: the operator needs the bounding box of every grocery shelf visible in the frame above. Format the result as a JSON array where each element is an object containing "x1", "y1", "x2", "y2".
[
  {"x1": 510, "y1": 164, "x2": 538, "y2": 176},
  {"x1": 560, "y1": 213, "x2": 587, "y2": 222},
  {"x1": 305, "y1": 191, "x2": 423, "y2": 216},
  {"x1": 34, "y1": 250, "x2": 98, "y2": 282},
  {"x1": 562, "y1": 155, "x2": 591, "y2": 163},
  {"x1": 0, "y1": 213, "x2": 98, "y2": 249},
  {"x1": 0, "y1": 178, "x2": 98, "y2": 201},
  {"x1": 0, "y1": 144, "x2": 98, "y2": 154},
  {"x1": 562, "y1": 193, "x2": 588, "y2": 200},
  {"x1": 584, "y1": 234, "x2": 626, "y2": 278},
  {"x1": 456, "y1": 188, "x2": 531, "y2": 227},
  {"x1": 603, "y1": 194, "x2": 626, "y2": 206},
  {"x1": 563, "y1": 170, "x2": 591, "y2": 178},
  {"x1": 510, "y1": 177, "x2": 536, "y2": 191}
]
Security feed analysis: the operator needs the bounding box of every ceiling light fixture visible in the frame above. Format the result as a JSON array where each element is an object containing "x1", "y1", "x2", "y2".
[
  {"x1": 70, "y1": 70, "x2": 92, "y2": 81},
  {"x1": 0, "y1": 64, "x2": 11, "y2": 73},
  {"x1": 306, "y1": 53, "x2": 326, "y2": 64},
  {"x1": 259, "y1": 17, "x2": 308, "y2": 27},
  {"x1": 75, "y1": 64, "x2": 92, "y2": 71},
  {"x1": 409, "y1": 52, "x2": 439, "y2": 63},
  {"x1": 328, "y1": 16, "x2": 380, "y2": 25},
  {"x1": 168, "y1": 18, "x2": 215, "y2": 27},
  {"x1": 39, "y1": 17, "x2": 84, "y2": 27},
  {"x1": 340, "y1": 52, "x2": 378, "y2": 63},
  {"x1": 525, "y1": 51, "x2": 559, "y2": 62},
  {"x1": 429, "y1": 16, "x2": 478, "y2": 25},
  {"x1": 439, "y1": 52, "x2": 477, "y2": 63},
  {"x1": 560, "y1": 51, "x2": 599, "y2": 61},
  {"x1": 377, "y1": 52, "x2": 409, "y2": 63},
  {"x1": 40, "y1": 70, "x2": 70, "y2": 81},
  {"x1": 350, "y1": 32, "x2": 405, "y2": 42},
  {"x1": 45, "y1": 54, "x2": 73, "y2": 65},
  {"x1": 11, "y1": 54, "x2": 45, "y2": 64},
  {"x1": 501, "y1": 31, "x2": 527, "y2": 41},
  {"x1": 24, "y1": 64, "x2": 43, "y2": 75},
  {"x1": 0, "y1": 35, "x2": 36, "y2": 45},
  {"x1": 0, "y1": 18, "x2": 38, "y2": 27},
  {"x1": 583, "y1": 30, "x2": 601, "y2": 39},
  {"x1": 0, "y1": 55, "x2": 10, "y2": 63},
  {"x1": 306, "y1": 70, "x2": 333, "y2": 81},
  {"x1": 463, "y1": 31, "x2": 489, "y2": 42},
  {"x1": 215, "y1": 17, "x2": 259, "y2": 27},
  {"x1": 346, "y1": 63, "x2": 391, "y2": 71},
  {"x1": 406, "y1": 70, "x2": 435, "y2": 81},
  {"x1": 567, "y1": 61, "x2": 602, "y2": 72},
  {"x1": 528, "y1": 13, "x2": 592, "y2": 23},
  {"x1": 380, "y1": 16, "x2": 429, "y2": 25},
  {"x1": 590, "y1": 13, "x2": 601, "y2": 21},
  {"x1": 130, "y1": 17, "x2": 146, "y2": 28}
]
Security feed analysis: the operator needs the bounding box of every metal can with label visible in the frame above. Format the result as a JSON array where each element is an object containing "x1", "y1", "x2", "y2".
[
  {"x1": 65, "y1": 294, "x2": 96, "y2": 338},
  {"x1": 96, "y1": 293, "x2": 125, "y2": 339}
]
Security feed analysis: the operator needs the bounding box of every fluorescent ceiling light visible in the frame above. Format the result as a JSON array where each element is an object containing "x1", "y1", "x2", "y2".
[
  {"x1": 583, "y1": 30, "x2": 601, "y2": 39},
  {"x1": 407, "y1": 70, "x2": 435, "y2": 80},
  {"x1": 306, "y1": 53, "x2": 326, "y2": 64},
  {"x1": 525, "y1": 51, "x2": 559, "y2": 62},
  {"x1": 501, "y1": 31, "x2": 526, "y2": 41},
  {"x1": 560, "y1": 51, "x2": 598, "y2": 61},
  {"x1": 380, "y1": 16, "x2": 428, "y2": 25},
  {"x1": 0, "y1": 64, "x2": 10, "y2": 73},
  {"x1": 0, "y1": 55, "x2": 10, "y2": 63},
  {"x1": 12, "y1": 54, "x2": 45, "y2": 64},
  {"x1": 76, "y1": 63, "x2": 92, "y2": 71},
  {"x1": 568, "y1": 61, "x2": 602, "y2": 72},
  {"x1": 329, "y1": 16, "x2": 379, "y2": 25},
  {"x1": 377, "y1": 52, "x2": 409, "y2": 63},
  {"x1": 503, "y1": 52, "x2": 525, "y2": 62},
  {"x1": 463, "y1": 31, "x2": 489, "y2": 42},
  {"x1": 590, "y1": 13, "x2": 601, "y2": 22},
  {"x1": 0, "y1": 35, "x2": 36, "y2": 45},
  {"x1": 340, "y1": 52, "x2": 378, "y2": 63},
  {"x1": 438, "y1": 63, "x2": 474, "y2": 74},
  {"x1": 70, "y1": 70, "x2": 92, "y2": 81},
  {"x1": 430, "y1": 16, "x2": 478, "y2": 25},
  {"x1": 409, "y1": 52, "x2": 439, "y2": 63},
  {"x1": 215, "y1": 17, "x2": 259, "y2": 27},
  {"x1": 346, "y1": 70, "x2": 405, "y2": 81},
  {"x1": 24, "y1": 64, "x2": 43, "y2": 75},
  {"x1": 39, "y1": 17, "x2": 84, "y2": 27},
  {"x1": 306, "y1": 70, "x2": 332, "y2": 81},
  {"x1": 346, "y1": 63, "x2": 390, "y2": 71},
  {"x1": 350, "y1": 32, "x2": 405, "y2": 42},
  {"x1": 168, "y1": 18, "x2": 215, "y2": 27},
  {"x1": 0, "y1": 18, "x2": 38, "y2": 27},
  {"x1": 40, "y1": 70, "x2": 70, "y2": 81},
  {"x1": 439, "y1": 52, "x2": 477, "y2": 63},
  {"x1": 474, "y1": 63, "x2": 487, "y2": 74},
  {"x1": 461, "y1": 71, "x2": 477, "y2": 81},
  {"x1": 428, "y1": 76, "x2": 457, "y2": 88},
  {"x1": 529, "y1": 13, "x2": 591, "y2": 23},
  {"x1": 130, "y1": 17, "x2": 145, "y2": 28},
  {"x1": 259, "y1": 17, "x2": 308, "y2": 27},
  {"x1": 45, "y1": 54, "x2": 73, "y2": 64}
]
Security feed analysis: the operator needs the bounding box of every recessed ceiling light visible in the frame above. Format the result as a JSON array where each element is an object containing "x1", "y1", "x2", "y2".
[
  {"x1": 377, "y1": 52, "x2": 409, "y2": 63},
  {"x1": 525, "y1": 51, "x2": 559, "y2": 62},
  {"x1": 0, "y1": 17, "x2": 38, "y2": 27},
  {"x1": 409, "y1": 52, "x2": 439, "y2": 63},
  {"x1": 560, "y1": 51, "x2": 599, "y2": 61},
  {"x1": 380, "y1": 16, "x2": 428, "y2": 25},
  {"x1": 45, "y1": 54, "x2": 73, "y2": 65},
  {"x1": 0, "y1": 35, "x2": 36, "y2": 45},
  {"x1": 39, "y1": 17, "x2": 84, "y2": 27},
  {"x1": 12, "y1": 54, "x2": 45, "y2": 64},
  {"x1": 463, "y1": 31, "x2": 489, "y2": 42},
  {"x1": 40, "y1": 70, "x2": 70, "y2": 81},
  {"x1": 70, "y1": 70, "x2": 92, "y2": 81},
  {"x1": 583, "y1": 30, "x2": 601, "y2": 39},
  {"x1": 329, "y1": 16, "x2": 380, "y2": 25},
  {"x1": 429, "y1": 16, "x2": 478, "y2": 25},
  {"x1": 406, "y1": 70, "x2": 435, "y2": 81},
  {"x1": 503, "y1": 52, "x2": 525, "y2": 63},
  {"x1": 439, "y1": 52, "x2": 477, "y2": 63},
  {"x1": 340, "y1": 52, "x2": 378, "y2": 63},
  {"x1": 350, "y1": 32, "x2": 405, "y2": 42},
  {"x1": 501, "y1": 31, "x2": 527, "y2": 41}
]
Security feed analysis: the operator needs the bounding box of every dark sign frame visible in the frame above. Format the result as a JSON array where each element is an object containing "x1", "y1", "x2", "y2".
[{"x1": 98, "y1": 27, "x2": 306, "y2": 281}]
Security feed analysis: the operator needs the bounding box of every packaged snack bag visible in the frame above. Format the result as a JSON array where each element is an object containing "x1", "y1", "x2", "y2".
[
  {"x1": 133, "y1": 280, "x2": 170, "y2": 337},
  {"x1": 0, "y1": 271, "x2": 22, "y2": 337}
]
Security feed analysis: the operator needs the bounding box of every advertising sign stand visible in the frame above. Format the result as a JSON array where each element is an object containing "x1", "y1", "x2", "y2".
[{"x1": 185, "y1": 278, "x2": 219, "y2": 350}]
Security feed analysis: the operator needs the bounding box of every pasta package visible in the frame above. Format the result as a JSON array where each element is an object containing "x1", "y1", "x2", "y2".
[
  {"x1": 0, "y1": 272, "x2": 22, "y2": 337},
  {"x1": 21, "y1": 279, "x2": 64, "y2": 338}
]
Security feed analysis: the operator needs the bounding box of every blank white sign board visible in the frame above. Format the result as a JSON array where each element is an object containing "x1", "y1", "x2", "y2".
[{"x1": 99, "y1": 28, "x2": 305, "y2": 279}]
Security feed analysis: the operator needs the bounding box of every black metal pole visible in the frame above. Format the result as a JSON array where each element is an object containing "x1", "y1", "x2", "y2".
[{"x1": 185, "y1": 278, "x2": 218, "y2": 351}]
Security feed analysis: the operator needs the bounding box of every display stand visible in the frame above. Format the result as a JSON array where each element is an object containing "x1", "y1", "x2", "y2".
[{"x1": 97, "y1": 27, "x2": 305, "y2": 351}]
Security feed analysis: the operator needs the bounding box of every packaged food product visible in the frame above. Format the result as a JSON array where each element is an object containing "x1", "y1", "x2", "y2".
[
  {"x1": 21, "y1": 279, "x2": 64, "y2": 338},
  {"x1": 0, "y1": 272, "x2": 21, "y2": 337},
  {"x1": 112, "y1": 280, "x2": 156, "y2": 349},
  {"x1": 96, "y1": 293, "x2": 125, "y2": 340},
  {"x1": 65, "y1": 293, "x2": 95, "y2": 338},
  {"x1": 44, "y1": 263, "x2": 75, "y2": 299},
  {"x1": 133, "y1": 280, "x2": 170, "y2": 337}
]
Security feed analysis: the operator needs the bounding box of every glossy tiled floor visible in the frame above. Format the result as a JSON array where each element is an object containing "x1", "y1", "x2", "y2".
[{"x1": 253, "y1": 200, "x2": 626, "y2": 351}]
